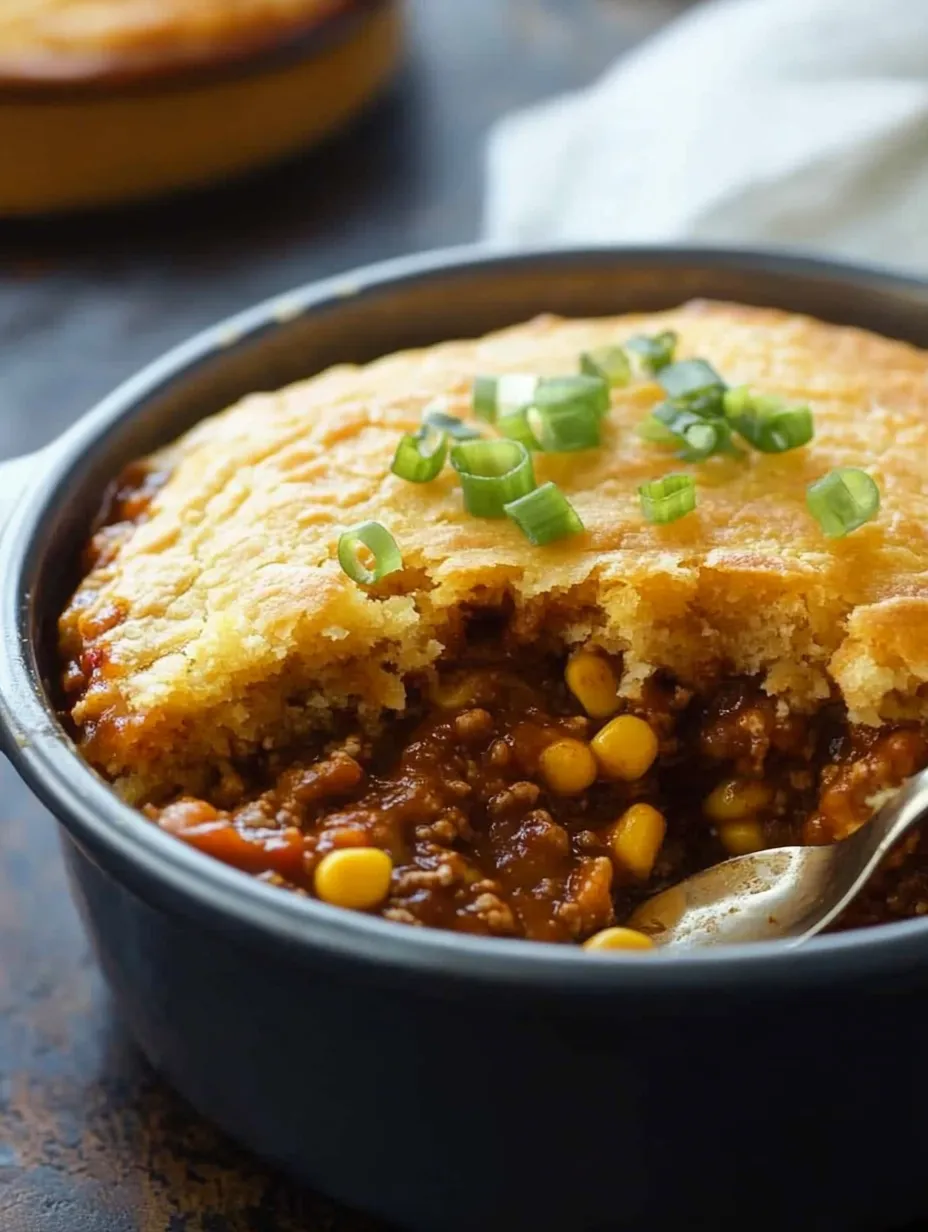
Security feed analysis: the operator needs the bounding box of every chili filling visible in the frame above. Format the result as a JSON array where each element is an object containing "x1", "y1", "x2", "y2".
[
  {"x1": 144, "y1": 648, "x2": 928, "y2": 942},
  {"x1": 62, "y1": 462, "x2": 928, "y2": 944}
]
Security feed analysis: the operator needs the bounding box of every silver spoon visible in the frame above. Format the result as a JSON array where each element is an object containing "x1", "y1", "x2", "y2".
[{"x1": 628, "y1": 767, "x2": 928, "y2": 948}]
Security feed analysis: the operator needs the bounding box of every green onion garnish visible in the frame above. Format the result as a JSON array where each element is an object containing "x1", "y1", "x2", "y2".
[
  {"x1": 580, "y1": 346, "x2": 631, "y2": 388},
  {"x1": 497, "y1": 408, "x2": 541, "y2": 451},
  {"x1": 625, "y1": 331, "x2": 678, "y2": 374},
  {"x1": 658, "y1": 359, "x2": 726, "y2": 402},
  {"x1": 422, "y1": 407, "x2": 482, "y2": 440},
  {"x1": 535, "y1": 374, "x2": 610, "y2": 419},
  {"x1": 524, "y1": 374, "x2": 609, "y2": 452},
  {"x1": 504, "y1": 482, "x2": 584, "y2": 546},
  {"x1": 473, "y1": 374, "x2": 538, "y2": 423},
  {"x1": 638, "y1": 474, "x2": 697, "y2": 525},
  {"x1": 637, "y1": 415, "x2": 679, "y2": 446},
  {"x1": 391, "y1": 425, "x2": 448, "y2": 483},
  {"x1": 337, "y1": 521, "x2": 403, "y2": 585},
  {"x1": 527, "y1": 402, "x2": 601, "y2": 453},
  {"x1": 806, "y1": 468, "x2": 880, "y2": 539},
  {"x1": 723, "y1": 388, "x2": 813, "y2": 454},
  {"x1": 647, "y1": 401, "x2": 736, "y2": 462},
  {"x1": 450, "y1": 438, "x2": 536, "y2": 518},
  {"x1": 473, "y1": 372, "x2": 608, "y2": 433}
]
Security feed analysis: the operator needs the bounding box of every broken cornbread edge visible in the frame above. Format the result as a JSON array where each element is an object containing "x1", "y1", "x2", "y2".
[{"x1": 60, "y1": 560, "x2": 928, "y2": 804}]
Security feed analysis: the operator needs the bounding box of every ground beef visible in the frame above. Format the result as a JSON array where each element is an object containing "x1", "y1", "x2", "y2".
[{"x1": 146, "y1": 654, "x2": 928, "y2": 943}]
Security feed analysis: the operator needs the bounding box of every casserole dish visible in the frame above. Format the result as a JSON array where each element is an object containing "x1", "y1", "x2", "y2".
[
  {"x1": 0, "y1": 0, "x2": 401, "y2": 216},
  {"x1": 3, "y1": 247, "x2": 928, "y2": 1230}
]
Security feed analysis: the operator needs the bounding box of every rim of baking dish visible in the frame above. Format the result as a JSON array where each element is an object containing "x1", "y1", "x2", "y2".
[
  {"x1": 0, "y1": 0, "x2": 384, "y2": 98},
  {"x1": 5, "y1": 242, "x2": 928, "y2": 997}
]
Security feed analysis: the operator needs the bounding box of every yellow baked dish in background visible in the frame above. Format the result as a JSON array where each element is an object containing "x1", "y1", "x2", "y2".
[{"x1": 0, "y1": 0, "x2": 402, "y2": 214}]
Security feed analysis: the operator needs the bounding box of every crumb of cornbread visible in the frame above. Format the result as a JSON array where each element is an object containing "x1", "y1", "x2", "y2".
[
  {"x1": 59, "y1": 301, "x2": 928, "y2": 801},
  {"x1": 0, "y1": 0, "x2": 344, "y2": 77}
]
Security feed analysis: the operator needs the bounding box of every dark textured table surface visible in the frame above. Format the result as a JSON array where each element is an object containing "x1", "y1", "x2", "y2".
[{"x1": 0, "y1": 3, "x2": 693, "y2": 1229}]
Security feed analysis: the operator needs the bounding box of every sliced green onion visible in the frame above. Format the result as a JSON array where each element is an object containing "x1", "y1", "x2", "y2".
[
  {"x1": 522, "y1": 374, "x2": 609, "y2": 452},
  {"x1": 683, "y1": 390, "x2": 727, "y2": 420},
  {"x1": 648, "y1": 401, "x2": 736, "y2": 462},
  {"x1": 504, "y1": 482, "x2": 584, "y2": 546},
  {"x1": 638, "y1": 474, "x2": 697, "y2": 525},
  {"x1": 625, "y1": 331, "x2": 678, "y2": 374},
  {"x1": 720, "y1": 385, "x2": 753, "y2": 419},
  {"x1": 391, "y1": 425, "x2": 448, "y2": 483},
  {"x1": 473, "y1": 376, "x2": 497, "y2": 421},
  {"x1": 422, "y1": 407, "x2": 482, "y2": 440},
  {"x1": 580, "y1": 346, "x2": 631, "y2": 388},
  {"x1": 637, "y1": 416, "x2": 679, "y2": 446},
  {"x1": 473, "y1": 373, "x2": 538, "y2": 423},
  {"x1": 337, "y1": 521, "x2": 403, "y2": 585},
  {"x1": 475, "y1": 372, "x2": 609, "y2": 432},
  {"x1": 806, "y1": 468, "x2": 880, "y2": 539},
  {"x1": 535, "y1": 374, "x2": 610, "y2": 419},
  {"x1": 450, "y1": 438, "x2": 536, "y2": 518},
  {"x1": 723, "y1": 388, "x2": 814, "y2": 454},
  {"x1": 658, "y1": 359, "x2": 726, "y2": 402},
  {"x1": 497, "y1": 408, "x2": 541, "y2": 450},
  {"x1": 527, "y1": 402, "x2": 601, "y2": 452}
]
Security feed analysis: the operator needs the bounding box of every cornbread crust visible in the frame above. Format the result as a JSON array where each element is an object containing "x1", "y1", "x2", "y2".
[
  {"x1": 0, "y1": 0, "x2": 347, "y2": 80},
  {"x1": 60, "y1": 302, "x2": 928, "y2": 802}
]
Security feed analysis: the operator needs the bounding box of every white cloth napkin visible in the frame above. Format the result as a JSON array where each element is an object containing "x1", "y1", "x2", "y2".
[{"x1": 484, "y1": 0, "x2": 928, "y2": 274}]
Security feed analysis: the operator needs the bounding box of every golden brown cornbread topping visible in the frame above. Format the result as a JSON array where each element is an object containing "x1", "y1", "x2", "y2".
[{"x1": 60, "y1": 302, "x2": 928, "y2": 803}]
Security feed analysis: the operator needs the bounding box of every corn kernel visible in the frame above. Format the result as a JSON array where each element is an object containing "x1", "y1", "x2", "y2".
[
  {"x1": 609, "y1": 803, "x2": 667, "y2": 880},
  {"x1": 591, "y1": 715, "x2": 659, "y2": 781},
  {"x1": 565, "y1": 651, "x2": 620, "y2": 718},
  {"x1": 539, "y1": 738, "x2": 598, "y2": 796},
  {"x1": 583, "y1": 926, "x2": 654, "y2": 952},
  {"x1": 718, "y1": 821, "x2": 765, "y2": 856},
  {"x1": 433, "y1": 672, "x2": 482, "y2": 710},
  {"x1": 703, "y1": 778, "x2": 773, "y2": 823},
  {"x1": 314, "y1": 847, "x2": 393, "y2": 911}
]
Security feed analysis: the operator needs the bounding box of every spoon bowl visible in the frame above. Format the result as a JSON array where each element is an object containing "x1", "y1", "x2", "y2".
[{"x1": 630, "y1": 766, "x2": 928, "y2": 948}]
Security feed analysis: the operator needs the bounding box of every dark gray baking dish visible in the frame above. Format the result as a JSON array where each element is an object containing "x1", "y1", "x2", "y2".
[{"x1": 2, "y1": 246, "x2": 928, "y2": 1232}]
